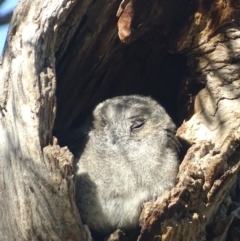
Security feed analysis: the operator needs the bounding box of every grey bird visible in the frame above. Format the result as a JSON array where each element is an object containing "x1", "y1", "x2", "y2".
[{"x1": 75, "y1": 95, "x2": 179, "y2": 235}]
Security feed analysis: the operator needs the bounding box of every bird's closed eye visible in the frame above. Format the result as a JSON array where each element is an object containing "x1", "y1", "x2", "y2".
[
  {"x1": 131, "y1": 119, "x2": 145, "y2": 131},
  {"x1": 100, "y1": 119, "x2": 107, "y2": 128}
]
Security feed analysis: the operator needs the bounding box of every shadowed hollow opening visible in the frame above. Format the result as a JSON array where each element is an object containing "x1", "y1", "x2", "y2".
[{"x1": 54, "y1": 48, "x2": 187, "y2": 137}]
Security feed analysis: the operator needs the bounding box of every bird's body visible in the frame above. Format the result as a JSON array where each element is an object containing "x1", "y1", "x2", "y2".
[{"x1": 75, "y1": 95, "x2": 179, "y2": 234}]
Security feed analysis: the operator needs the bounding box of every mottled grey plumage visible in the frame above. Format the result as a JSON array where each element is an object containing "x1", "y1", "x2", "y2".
[{"x1": 75, "y1": 95, "x2": 179, "y2": 234}]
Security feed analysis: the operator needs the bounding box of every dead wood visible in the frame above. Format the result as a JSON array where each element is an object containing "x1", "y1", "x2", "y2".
[{"x1": 0, "y1": 0, "x2": 240, "y2": 241}]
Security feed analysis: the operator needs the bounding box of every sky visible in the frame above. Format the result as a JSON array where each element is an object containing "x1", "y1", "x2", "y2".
[{"x1": 0, "y1": 0, "x2": 18, "y2": 52}]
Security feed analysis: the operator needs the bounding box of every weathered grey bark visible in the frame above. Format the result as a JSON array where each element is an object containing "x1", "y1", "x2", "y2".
[
  {"x1": 0, "y1": 0, "x2": 240, "y2": 241},
  {"x1": 0, "y1": 1, "x2": 89, "y2": 240},
  {"x1": 138, "y1": 2, "x2": 240, "y2": 241}
]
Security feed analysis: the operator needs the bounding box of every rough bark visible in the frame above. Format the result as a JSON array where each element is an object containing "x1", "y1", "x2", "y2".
[
  {"x1": 0, "y1": 0, "x2": 240, "y2": 241},
  {"x1": 138, "y1": 1, "x2": 240, "y2": 240},
  {"x1": 0, "y1": 1, "x2": 88, "y2": 240}
]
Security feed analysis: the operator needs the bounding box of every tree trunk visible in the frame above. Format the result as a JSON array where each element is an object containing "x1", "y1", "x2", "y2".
[{"x1": 0, "y1": 0, "x2": 240, "y2": 241}]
